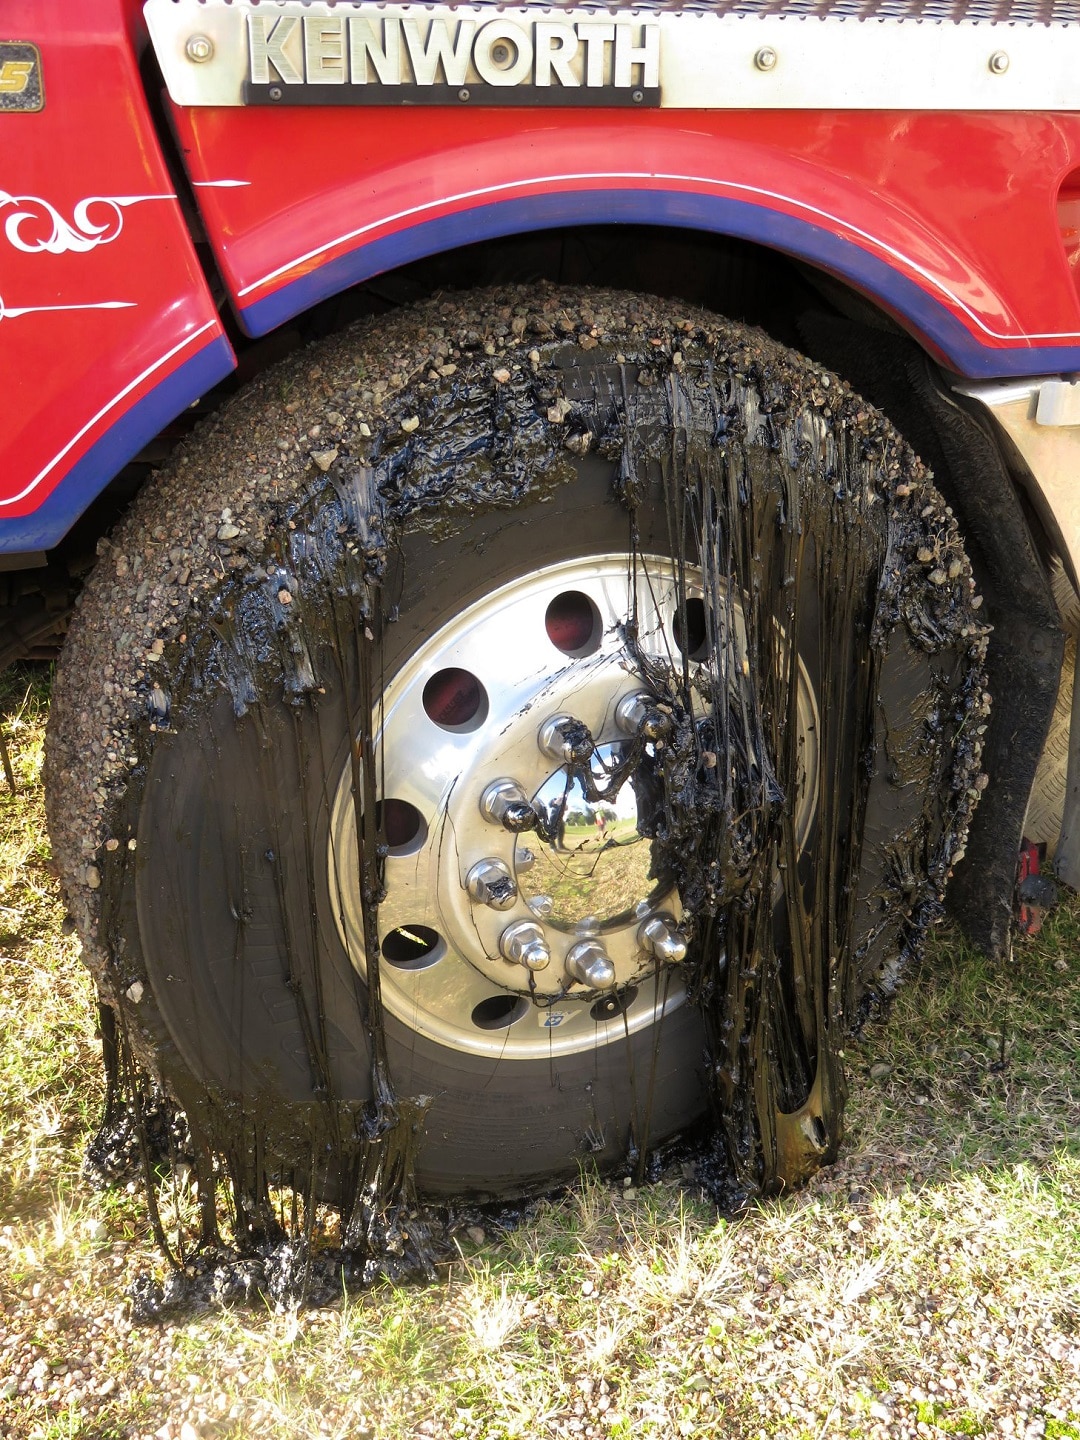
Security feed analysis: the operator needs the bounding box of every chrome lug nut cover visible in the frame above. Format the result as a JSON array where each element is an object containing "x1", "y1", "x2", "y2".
[
  {"x1": 565, "y1": 940, "x2": 617, "y2": 989},
  {"x1": 466, "y1": 858, "x2": 518, "y2": 910},
  {"x1": 615, "y1": 690, "x2": 673, "y2": 742},
  {"x1": 638, "y1": 914, "x2": 688, "y2": 963},
  {"x1": 500, "y1": 920, "x2": 552, "y2": 971},
  {"x1": 480, "y1": 778, "x2": 539, "y2": 832},
  {"x1": 615, "y1": 691, "x2": 651, "y2": 735},
  {"x1": 538, "y1": 713, "x2": 595, "y2": 764}
]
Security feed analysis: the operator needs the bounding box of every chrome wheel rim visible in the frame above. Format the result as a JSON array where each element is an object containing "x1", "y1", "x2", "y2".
[{"x1": 328, "y1": 555, "x2": 820, "y2": 1059}]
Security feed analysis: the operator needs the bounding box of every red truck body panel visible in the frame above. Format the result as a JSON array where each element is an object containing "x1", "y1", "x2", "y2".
[
  {"x1": 3, "y1": 0, "x2": 1080, "y2": 555},
  {"x1": 0, "y1": 0, "x2": 233, "y2": 554}
]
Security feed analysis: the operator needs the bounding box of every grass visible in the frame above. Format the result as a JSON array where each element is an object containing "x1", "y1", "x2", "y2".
[{"x1": 0, "y1": 662, "x2": 1078, "y2": 1438}]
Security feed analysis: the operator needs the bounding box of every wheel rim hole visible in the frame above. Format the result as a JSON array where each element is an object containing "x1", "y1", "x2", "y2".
[
  {"x1": 382, "y1": 925, "x2": 443, "y2": 970},
  {"x1": 545, "y1": 590, "x2": 602, "y2": 657},
  {"x1": 590, "y1": 986, "x2": 638, "y2": 1022},
  {"x1": 672, "y1": 598, "x2": 709, "y2": 660},
  {"x1": 374, "y1": 799, "x2": 427, "y2": 856},
  {"x1": 422, "y1": 668, "x2": 488, "y2": 731},
  {"x1": 471, "y1": 995, "x2": 530, "y2": 1030}
]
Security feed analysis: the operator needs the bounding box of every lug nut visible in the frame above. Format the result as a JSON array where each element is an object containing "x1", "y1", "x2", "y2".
[
  {"x1": 466, "y1": 859, "x2": 518, "y2": 911},
  {"x1": 480, "y1": 779, "x2": 539, "y2": 832},
  {"x1": 615, "y1": 691, "x2": 674, "y2": 743},
  {"x1": 500, "y1": 920, "x2": 551, "y2": 971},
  {"x1": 538, "y1": 713, "x2": 595, "y2": 764},
  {"x1": 638, "y1": 915, "x2": 688, "y2": 963},
  {"x1": 616, "y1": 692, "x2": 649, "y2": 734},
  {"x1": 515, "y1": 846, "x2": 537, "y2": 873},
  {"x1": 565, "y1": 940, "x2": 616, "y2": 989}
]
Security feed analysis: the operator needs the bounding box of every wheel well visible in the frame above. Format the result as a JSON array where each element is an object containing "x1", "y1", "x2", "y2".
[{"x1": 346, "y1": 225, "x2": 818, "y2": 324}]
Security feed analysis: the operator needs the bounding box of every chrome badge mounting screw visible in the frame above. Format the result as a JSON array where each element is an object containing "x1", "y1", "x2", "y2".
[
  {"x1": 565, "y1": 940, "x2": 617, "y2": 989},
  {"x1": 538, "y1": 714, "x2": 595, "y2": 765},
  {"x1": 185, "y1": 34, "x2": 214, "y2": 62},
  {"x1": 500, "y1": 920, "x2": 551, "y2": 971},
  {"x1": 638, "y1": 915, "x2": 688, "y2": 964},
  {"x1": 466, "y1": 858, "x2": 518, "y2": 911},
  {"x1": 480, "y1": 778, "x2": 539, "y2": 832}
]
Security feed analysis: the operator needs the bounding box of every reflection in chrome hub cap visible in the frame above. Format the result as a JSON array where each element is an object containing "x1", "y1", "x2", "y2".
[{"x1": 520, "y1": 744, "x2": 667, "y2": 933}]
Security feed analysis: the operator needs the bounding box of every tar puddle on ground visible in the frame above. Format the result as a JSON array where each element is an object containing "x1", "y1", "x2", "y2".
[{"x1": 46, "y1": 287, "x2": 990, "y2": 1314}]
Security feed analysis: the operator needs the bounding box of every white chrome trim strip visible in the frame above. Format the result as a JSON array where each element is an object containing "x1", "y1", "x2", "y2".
[{"x1": 146, "y1": 0, "x2": 1080, "y2": 111}]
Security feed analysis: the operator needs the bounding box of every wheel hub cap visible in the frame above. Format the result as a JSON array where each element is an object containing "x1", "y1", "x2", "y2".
[{"x1": 328, "y1": 555, "x2": 819, "y2": 1059}]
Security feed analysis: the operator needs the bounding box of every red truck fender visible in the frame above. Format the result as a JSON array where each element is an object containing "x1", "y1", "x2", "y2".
[{"x1": 173, "y1": 102, "x2": 1080, "y2": 379}]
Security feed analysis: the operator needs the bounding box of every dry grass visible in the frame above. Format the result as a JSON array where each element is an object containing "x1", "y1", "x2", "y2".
[{"x1": 0, "y1": 664, "x2": 1078, "y2": 1440}]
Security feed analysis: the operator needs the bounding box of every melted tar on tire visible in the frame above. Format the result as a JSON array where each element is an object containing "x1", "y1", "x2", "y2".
[{"x1": 52, "y1": 287, "x2": 989, "y2": 1311}]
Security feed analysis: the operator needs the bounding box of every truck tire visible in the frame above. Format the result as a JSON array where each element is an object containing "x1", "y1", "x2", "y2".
[{"x1": 46, "y1": 286, "x2": 987, "y2": 1202}]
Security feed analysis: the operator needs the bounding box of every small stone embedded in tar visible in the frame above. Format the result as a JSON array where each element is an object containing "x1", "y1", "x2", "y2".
[{"x1": 147, "y1": 687, "x2": 169, "y2": 725}]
